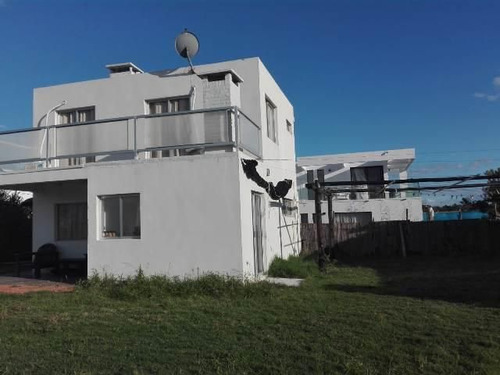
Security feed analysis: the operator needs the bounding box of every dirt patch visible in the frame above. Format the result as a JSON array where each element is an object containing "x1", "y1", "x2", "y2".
[{"x1": 0, "y1": 284, "x2": 74, "y2": 295}]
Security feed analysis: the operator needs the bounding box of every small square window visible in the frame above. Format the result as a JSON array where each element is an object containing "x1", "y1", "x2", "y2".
[
  {"x1": 100, "y1": 194, "x2": 140, "y2": 239},
  {"x1": 286, "y1": 120, "x2": 293, "y2": 134}
]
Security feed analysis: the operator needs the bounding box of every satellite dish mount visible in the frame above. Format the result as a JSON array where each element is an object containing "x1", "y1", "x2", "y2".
[{"x1": 175, "y1": 29, "x2": 200, "y2": 73}]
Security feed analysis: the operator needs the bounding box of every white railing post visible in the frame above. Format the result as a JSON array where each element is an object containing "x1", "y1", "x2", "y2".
[
  {"x1": 133, "y1": 117, "x2": 138, "y2": 160},
  {"x1": 234, "y1": 106, "x2": 240, "y2": 148}
]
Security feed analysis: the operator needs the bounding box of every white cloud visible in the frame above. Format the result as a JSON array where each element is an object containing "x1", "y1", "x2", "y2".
[{"x1": 474, "y1": 75, "x2": 500, "y2": 102}]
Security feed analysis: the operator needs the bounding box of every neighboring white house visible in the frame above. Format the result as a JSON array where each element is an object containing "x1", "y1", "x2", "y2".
[
  {"x1": 0, "y1": 57, "x2": 300, "y2": 277},
  {"x1": 297, "y1": 149, "x2": 423, "y2": 223}
]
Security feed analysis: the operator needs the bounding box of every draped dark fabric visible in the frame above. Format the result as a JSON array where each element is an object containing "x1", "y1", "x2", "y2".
[{"x1": 241, "y1": 159, "x2": 292, "y2": 200}]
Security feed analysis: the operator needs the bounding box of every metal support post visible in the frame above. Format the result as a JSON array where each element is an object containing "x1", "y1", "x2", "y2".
[
  {"x1": 314, "y1": 180, "x2": 326, "y2": 271},
  {"x1": 327, "y1": 193, "x2": 335, "y2": 258}
]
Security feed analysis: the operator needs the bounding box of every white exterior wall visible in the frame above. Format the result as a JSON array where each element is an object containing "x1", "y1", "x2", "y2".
[
  {"x1": 237, "y1": 60, "x2": 299, "y2": 276},
  {"x1": 33, "y1": 59, "x2": 257, "y2": 127},
  {"x1": 299, "y1": 198, "x2": 423, "y2": 222},
  {"x1": 86, "y1": 153, "x2": 243, "y2": 277}
]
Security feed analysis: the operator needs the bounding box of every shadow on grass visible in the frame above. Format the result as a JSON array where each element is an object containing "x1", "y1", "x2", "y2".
[{"x1": 323, "y1": 255, "x2": 500, "y2": 308}]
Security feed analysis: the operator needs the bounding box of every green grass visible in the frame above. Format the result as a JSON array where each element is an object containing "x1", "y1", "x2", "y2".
[
  {"x1": 267, "y1": 255, "x2": 319, "y2": 278},
  {"x1": 0, "y1": 256, "x2": 499, "y2": 374}
]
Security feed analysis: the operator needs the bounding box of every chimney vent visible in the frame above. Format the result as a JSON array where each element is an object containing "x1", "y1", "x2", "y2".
[{"x1": 105, "y1": 62, "x2": 144, "y2": 77}]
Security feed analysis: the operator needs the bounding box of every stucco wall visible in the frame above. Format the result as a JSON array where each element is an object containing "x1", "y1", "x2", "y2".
[
  {"x1": 86, "y1": 153, "x2": 243, "y2": 277},
  {"x1": 33, "y1": 58, "x2": 262, "y2": 127},
  {"x1": 238, "y1": 60, "x2": 299, "y2": 276},
  {"x1": 299, "y1": 198, "x2": 424, "y2": 222}
]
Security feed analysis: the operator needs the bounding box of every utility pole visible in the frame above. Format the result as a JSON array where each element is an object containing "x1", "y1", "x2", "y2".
[
  {"x1": 327, "y1": 192, "x2": 334, "y2": 258},
  {"x1": 314, "y1": 179, "x2": 326, "y2": 272}
]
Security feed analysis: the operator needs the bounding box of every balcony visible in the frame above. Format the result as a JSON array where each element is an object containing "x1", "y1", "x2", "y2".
[
  {"x1": 0, "y1": 106, "x2": 261, "y2": 174},
  {"x1": 298, "y1": 183, "x2": 421, "y2": 201}
]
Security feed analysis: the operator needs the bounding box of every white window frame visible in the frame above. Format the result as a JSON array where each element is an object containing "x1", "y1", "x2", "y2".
[
  {"x1": 265, "y1": 97, "x2": 277, "y2": 143},
  {"x1": 146, "y1": 96, "x2": 191, "y2": 115},
  {"x1": 58, "y1": 106, "x2": 95, "y2": 124},
  {"x1": 99, "y1": 194, "x2": 141, "y2": 239}
]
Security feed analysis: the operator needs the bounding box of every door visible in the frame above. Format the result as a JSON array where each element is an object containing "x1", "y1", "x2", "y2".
[{"x1": 251, "y1": 192, "x2": 264, "y2": 275}]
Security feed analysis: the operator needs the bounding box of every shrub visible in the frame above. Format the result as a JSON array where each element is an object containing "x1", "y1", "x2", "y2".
[{"x1": 267, "y1": 256, "x2": 319, "y2": 279}]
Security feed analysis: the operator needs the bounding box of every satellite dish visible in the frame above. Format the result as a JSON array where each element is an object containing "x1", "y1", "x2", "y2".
[{"x1": 175, "y1": 29, "x2": 199, "y2": 72}]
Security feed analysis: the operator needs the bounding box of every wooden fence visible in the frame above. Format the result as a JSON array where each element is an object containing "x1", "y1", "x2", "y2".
[{"x1": 301, "y1": 220, "x2": 500, "y2": 257}]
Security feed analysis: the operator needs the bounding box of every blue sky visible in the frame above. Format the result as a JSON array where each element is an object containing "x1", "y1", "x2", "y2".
[{"x1": 0, "y1": 0, "x2": 499, "y2": 204}]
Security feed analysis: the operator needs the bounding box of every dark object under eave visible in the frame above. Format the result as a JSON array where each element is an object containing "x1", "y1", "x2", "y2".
[{"x1": 241, "y1": 159, "x2": 292, "y2": 200}]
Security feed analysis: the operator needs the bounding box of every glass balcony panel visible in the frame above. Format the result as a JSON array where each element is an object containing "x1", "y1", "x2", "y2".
[
  {"x1": 0, "y1": 128, "x2": 45, "y2": 163},
  {"x1": 55, "y1": 120, "x2": 130, "y2": 157},
  {"x1": 239, "y1": 112, "x2": 261, "y2": 157},
  {"x1": 136, "y1": 110, "x2": 229, "y2": 150}
]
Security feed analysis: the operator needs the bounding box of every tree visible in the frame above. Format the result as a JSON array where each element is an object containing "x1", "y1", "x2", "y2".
[
  {"x1": 483, "y1": 168, "x2": 500, "y2": 219},
  {"x1": 0, "y1": 190, "x2": 32, "y2": 262}
]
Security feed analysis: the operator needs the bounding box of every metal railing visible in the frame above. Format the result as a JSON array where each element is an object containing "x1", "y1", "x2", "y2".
[
  {"x1": 298, "y1": 182, "x2": 422, "y2": 201},
  {"x1": 0, "y1": 106, "x2": 262, "y2": 173}
]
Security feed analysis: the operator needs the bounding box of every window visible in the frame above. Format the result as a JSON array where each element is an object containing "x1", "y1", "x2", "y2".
[
  {"x1": 265, "y1": 98, "x2": 277, "y2": 143},
  {"x1": 100, "y1": 194, "x2": 140, "y2": 239},
  {"x1": 300, "y1": 213, "x2": 309, "y2": 224},
  {"x1": 335, "y1": 212, "x2": 372, "y2": 225},
  {"x1": 350, "y1": 166, "x2": 384, "y2": 199},
  {"x1": 286, "y1": 120, "x2": 293, "y2": 134},
  {"x1": 56, "y1": 203, "x2": 87, "y2": 241},
  {"x1": 58, "y1": 106, "x2": 96, "y2": 165},
  {"x1": 148, "y1": 97, "x2": 190, "y2": 114},
  {"x1": 147, "y1": 97, "x2": 192, "y2": 158},
  {"x1": 58, "y1": 107, "x2": 95, "y2": 124}
]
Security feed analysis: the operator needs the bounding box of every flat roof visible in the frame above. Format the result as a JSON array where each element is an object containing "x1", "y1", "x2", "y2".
[{"x1": 298, "y1": 148, "x2": 416, "y2": 172}]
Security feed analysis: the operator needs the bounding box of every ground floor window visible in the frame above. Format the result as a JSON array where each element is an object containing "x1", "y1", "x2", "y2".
[
  {"x1": 100, "y1": 194, "x2": 140, "y2": 239},
  {"x1": 335, "y1": 212, "x2": 372, "y2": 225},
  {"x1": 56, "y1": 203, "x2": 87, "y2": 240}
]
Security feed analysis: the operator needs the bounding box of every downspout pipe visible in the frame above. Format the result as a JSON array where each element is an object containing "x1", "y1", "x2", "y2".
[{"x1": 39, "y1": 100, "x2": 67, "y2": 165}]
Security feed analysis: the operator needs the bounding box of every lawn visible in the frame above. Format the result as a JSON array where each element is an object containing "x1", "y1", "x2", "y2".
[{"x1": 0, "y1": 256, "x2": 499, "y2": 375}]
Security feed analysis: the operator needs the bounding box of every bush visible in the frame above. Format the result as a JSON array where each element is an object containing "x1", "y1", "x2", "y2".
[
  {"x1": 78, "y1": 270, "x2": 276, "y2": 301},
  {"x1": 267, "y1": 256, "x2": 319, "y2": 279}
]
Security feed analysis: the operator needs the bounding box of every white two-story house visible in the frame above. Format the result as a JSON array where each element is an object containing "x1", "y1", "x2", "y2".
[
  {"x1": 297, "y1": 148, "x2": 423, "y2": 224},
  {"x1": 0, "y1": 57, "x2": 300, "y2": 277}
]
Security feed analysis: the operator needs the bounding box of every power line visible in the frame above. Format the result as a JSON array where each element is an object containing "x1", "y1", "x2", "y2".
[
  {"x1": 308, "y1": 174, "x2": 500, "y2": 187},
  {"x1": 419, "y1": 148, "x2": 500, "y2": 155},
  {"x1": 323, "y1": 182, "x2": 500, "y2": 194},
  {"x1": 413, "y1": 158, "x2": 500, "y2": 164}
]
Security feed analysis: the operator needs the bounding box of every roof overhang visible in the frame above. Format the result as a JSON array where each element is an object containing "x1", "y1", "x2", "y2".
[{"x1": 298, "y1": 148, "x2": 416, "y2": 172}]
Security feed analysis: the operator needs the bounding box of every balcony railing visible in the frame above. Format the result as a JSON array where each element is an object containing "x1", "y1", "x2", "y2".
[
  {"x1": 298, "y1": 183, "x2": 422, "y2": 201},
  {"x1": 0, "y1": 106, "x2": 261, "y2": 173}
]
